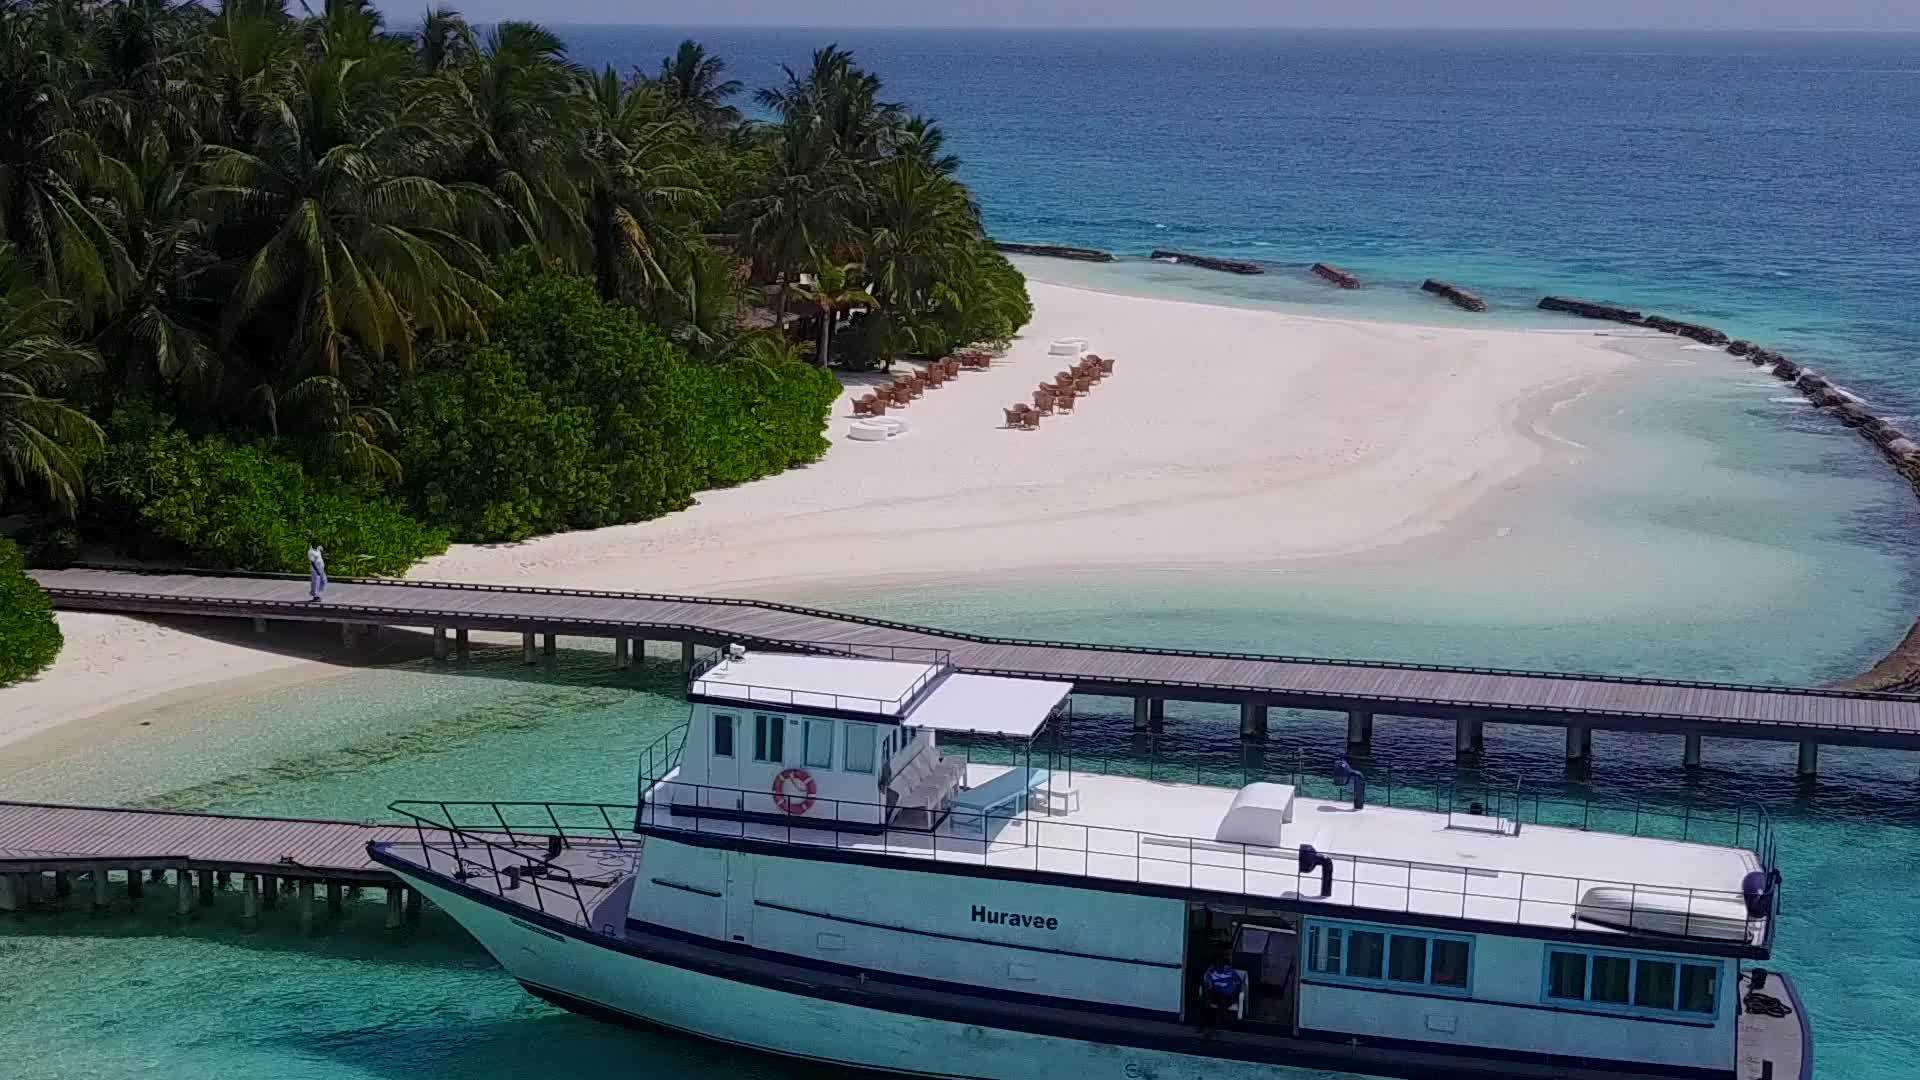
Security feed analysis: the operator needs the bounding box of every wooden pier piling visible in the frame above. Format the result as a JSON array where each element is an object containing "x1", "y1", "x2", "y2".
[
  {"x1": 614, "y1": 636, "x2": 630, "y2": 668},
  {"x1": 455, "y1": 628, "x2": 470, "y2": 661},
  {"x1": 175, "y1": 869, "x2": 193, "y2": 916},
  {"x1": 1565, "y1": 725, "x2": 1593, "y2": 762},
  {"x1": 1797, "y1": 741, "x2": 1819, "y2": 778},
  {"x1": 326, "y1": 881, "x2": 344, "y2": 916},
  {"x1": 385, "y1": 886, "x2": 404, "y2": 929},
  {"x1": 1347, "y1": 709, "x2": 1374, "y2": 749},
  {"x1": 242, "y1": 874, "x2": 261, "y2": 925},
  {"x1": 522, "y1": 631, "x2": 537, "y2": 665},
  {"x1": 544, "y1": 633, "x2": 557, "y2": 656},
  {"x1": 1684, "y1": 734, "x2": 1704, "y2": 769},
  {"x1": 682, "y1": 640, "x2": 696, "y2": 672},
  {"x1": 433, "y1": 625, "x2": 448, "y2": 660},
  {"x1": 126, "y1": 870, "x2": 142, "y2": 900},
  {"x1": 298, "y1": 881, "x2": 315, "y2": 934},
  {"x1": 0, "y1": 872, "x2": 22, "y2": 912},
  {"x1": 90, "y1": 868, "x2": 109, "y2": 912},
  {"x1": 261, "y1": 873, "x2": 276, "y2": 908},
  {"x1": 196, "y1": 869, "x2": 215, "y2": 906},
  {"x1": 1239, "y1": 703, "x2": 1269, "y2": 741}
]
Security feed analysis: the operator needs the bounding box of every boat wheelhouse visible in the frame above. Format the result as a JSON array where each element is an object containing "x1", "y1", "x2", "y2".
[{"x1": 370, "y1": 644, "x2": 1810, "y2": 1080}]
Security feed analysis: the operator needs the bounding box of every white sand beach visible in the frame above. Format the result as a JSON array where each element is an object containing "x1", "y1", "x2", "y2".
[{"x1": 0, "y1": 280, "x2": 1644, "y2": 755}]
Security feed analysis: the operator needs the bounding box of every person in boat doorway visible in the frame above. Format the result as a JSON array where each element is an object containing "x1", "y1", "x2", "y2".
[
  {"x1": 307, "y1": 543, "x2": 327, "y2": 603},
  {"x1": 1199, "y1": 954, "x2": 1245, "y2": 1028}
]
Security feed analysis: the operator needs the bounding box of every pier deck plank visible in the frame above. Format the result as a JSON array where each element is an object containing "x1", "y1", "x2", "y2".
[
  {"x1": 0, "y1": 801, "x2": 415, "y2": 881},
  {"x1": 28, "y1": 566, "x2": 1920, "y2": 749}
]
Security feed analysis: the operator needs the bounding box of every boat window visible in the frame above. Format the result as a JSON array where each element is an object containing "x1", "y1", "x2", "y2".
[
  {"x1": 712, "y1": 714, "x2": 735, "y2": 758},
  {"x1": 1304, "y1": 921, "x2": 1470, "y2": 995},
  {"x1": 1678, "y1": 964, "x2": 1718, "y2": 1014},
  {"x1": 1345, "y1": 931, "x2": 1385, "y2": 979},
  {"x1": 844, "y1": 723, "x2": 877, "y2": 773},
  {"x1": 805, "y1": 718, "x2": 834, "y2": 769},
  {"x1": 1388, "y1": 935, "x2": 1427, "y2": 983},
  {"x1": 1542, "y1": 948, "x2": 1720, "y2": 1022},
  {"x1": 1634, "y1": 960, "x2": 1678, "y2": 1010},
  {"x1": 1546, "y1": 951, "x2": 1588, "y2": 1000},
  {"x1": 753, "y1": 714, "x2": 784, "y2": 763},
  {"x1": 1308, "y1": 926, "x2": 1344, "y2": 975},
  {"x1": 1431, "y1": 940, "x2": 1470, "y2": 988}
]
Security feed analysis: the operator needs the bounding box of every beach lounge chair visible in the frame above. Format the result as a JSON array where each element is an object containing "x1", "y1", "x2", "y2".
[
  {"x1": 852, "y1": 396, "x2": 878, "y2": 417},
  {"x1": 1055, "y1": 391, "x2": 1075, "y2": 413},
  {"x1": 1031, "y1": 390, "x2": 1055, "y2": 416},
  {"x1": 1098, "y1": 356, "x2": 1115, "y2": 374},
  {"x1": 1073, "y1": 377, "x2": 1091, "y2": 394}
]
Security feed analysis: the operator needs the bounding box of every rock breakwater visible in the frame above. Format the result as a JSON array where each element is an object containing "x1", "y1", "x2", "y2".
[
  {"x1": 1310, "y1": 262, "x2": 1361, "y2": 289},
  {"x1": 1150, "y1": 250, "x2": 1263, "y2": 275},
  {"x1": 1538, "y1": 296, "x2": 1644, "y2": 324},
  {"x1": 994, "y1": 242, "x2": 1114, "y2": 263},
  {"x1": 1420, "y1": 279, "x2": 1487, "y2": 311}
]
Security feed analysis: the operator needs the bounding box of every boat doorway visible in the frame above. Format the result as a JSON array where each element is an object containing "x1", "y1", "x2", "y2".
[{"x1": 1184, "y1": 904, "x2": 1301, "y2": 1032}]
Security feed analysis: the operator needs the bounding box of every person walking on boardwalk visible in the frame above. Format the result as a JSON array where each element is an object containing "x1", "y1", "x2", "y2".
[{"x1": 308, "y1": 543, "x2": 327, "y2": 602}]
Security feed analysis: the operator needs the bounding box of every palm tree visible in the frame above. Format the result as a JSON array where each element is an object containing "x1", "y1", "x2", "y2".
[
  {"x1": 196, "y1": 43, "x2": 496, "y2": 385},
  {"x1": 652, "y1": 39, "x2": 740, "y2": 133},
  {"x1": 0, "y1": 9, "x2": 135, "y2": 323},
  {"x1": 790, "y1": 258, "x2": 874, "y2": 367},
  {"x1": 0, "y1": 245, "x2": 103, "y2": 516},
  {"x1": 93, "y1": 124, "x2": 216, "y2": 396},
  {"x1": 864, "y1": 156, "x2": 978, "y2": 324},
  {"x1": 579, "y1": 67, "x2": 710, "y2": 303},
  {"x1": 894, "y1": 115, "x2": 960, "y2": 176},
  {"x1": 736, "y1": 116, "x2": 861, "y2": 326},
  {"x1": 445, "y1": 20, "x2": 585, "y2": 264},
  {"x1": 755, "y1": 45, "x2": 902, "y2": 161},
  {"x1": 413, "y1": 6, "x2": 476, "y2": 73}
]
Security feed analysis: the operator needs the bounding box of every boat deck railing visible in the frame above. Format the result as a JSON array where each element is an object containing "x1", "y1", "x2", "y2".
[
  {"x1": 386, "y1": 801, "x2": 647, "y2": 926},
  {"x1": 939, "y1": 736, "x2": 1780, "y2": 873},
  {"x1": 687, "y1": 642, "x2": 951, "y2": 716}
]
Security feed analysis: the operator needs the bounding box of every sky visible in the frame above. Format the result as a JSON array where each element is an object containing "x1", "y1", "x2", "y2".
[{"x1": 382, "y1": 2, "x2": 1920, "y2": 31}]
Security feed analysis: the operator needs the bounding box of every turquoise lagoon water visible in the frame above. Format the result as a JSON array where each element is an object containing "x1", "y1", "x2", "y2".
[{"x1": 8, "y1": 26, "x2": 1920, "y2": 1080}]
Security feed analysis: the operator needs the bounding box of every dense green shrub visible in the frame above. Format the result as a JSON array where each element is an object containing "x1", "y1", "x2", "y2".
[
  {"x1": 0, "y1": 538, "x2": 61, "y2": 685},
  {"x1": 390, "y1": 267, "x2": 838, "y2": 543},
  {"x1": 96, "y1": 409, "x2": 447, "y2": 575}
]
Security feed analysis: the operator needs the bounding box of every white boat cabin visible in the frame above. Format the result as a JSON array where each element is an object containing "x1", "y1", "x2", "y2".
[{"x1": 663, "y1": 645, "x2": 1071, "y2": 829}]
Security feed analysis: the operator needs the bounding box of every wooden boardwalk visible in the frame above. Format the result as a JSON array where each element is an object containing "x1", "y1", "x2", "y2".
[
  {"x1": 28, "y1": 566, "x2": 1920, "y2": 755},
  {"x1": 0, "y1": 800, "x2": 409, "y2": 882}
]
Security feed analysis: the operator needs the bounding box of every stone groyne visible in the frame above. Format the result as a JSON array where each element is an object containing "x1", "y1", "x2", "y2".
[
  {"x1": 1542, "y1": 295, "x2": 1920, "y2": 691},
  {"x1": 1421, "y1": 279, "x2": 1487, "y2": 312},
  {"x1": 1310, "y1": 262, "x2": 1362, "y2": 289},
  {"x1": 993, "y1": 242, "x2": 1115, "y2": 263},
  {"x1": 1150, "y1": 250, "x2": 1264, "y2": 275}
]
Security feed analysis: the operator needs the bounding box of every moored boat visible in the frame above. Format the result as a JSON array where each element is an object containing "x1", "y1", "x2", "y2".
[{"x1": 371, "y1": 642, "x2": 1810, "y2": 1080}]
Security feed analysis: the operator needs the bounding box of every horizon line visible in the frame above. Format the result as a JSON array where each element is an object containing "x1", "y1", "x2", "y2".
[{"x1": 517, "y1": 22, "x2": 1920, "y2": 34}]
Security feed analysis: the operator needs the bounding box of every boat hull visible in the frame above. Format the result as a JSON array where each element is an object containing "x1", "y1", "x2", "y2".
[
  {"x1": 396, "y1": 868, "x2": 1286, "y2": 1079},
  {"x1": 387, "y1": 861, "x2": 1737, "y2": 1080}
]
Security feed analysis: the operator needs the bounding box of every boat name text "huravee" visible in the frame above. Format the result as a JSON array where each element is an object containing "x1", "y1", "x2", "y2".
[{"x1": 971, "y1": 905, "x2": 1059, "y2": 930}]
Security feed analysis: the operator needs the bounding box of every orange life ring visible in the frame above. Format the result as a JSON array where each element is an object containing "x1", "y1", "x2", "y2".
[{"x1": 772, "y1": 768, "x2": 818, "y2": 815}]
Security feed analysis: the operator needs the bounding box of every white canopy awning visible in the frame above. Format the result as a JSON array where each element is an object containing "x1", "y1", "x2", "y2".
[{"x1": 905, "y1": 674, "x2": 1072, "y2": 738}]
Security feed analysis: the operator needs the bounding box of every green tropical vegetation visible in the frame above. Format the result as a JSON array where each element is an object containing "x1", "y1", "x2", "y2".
[
  {"x1": 0, "y1": 2, "x2": 1032, "y2": 682},
  {"x1": 0, "y1": 536, "x2": 60, "y2": 684}
]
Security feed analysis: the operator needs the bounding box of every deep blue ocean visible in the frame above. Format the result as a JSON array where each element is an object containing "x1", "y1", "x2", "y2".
[
  {"x1": 571, "y1": 28, "x2": 1920, "y2": 408},
  {"x1": 5, "y1": 27, "x2": 1920, "y2": 1080}
]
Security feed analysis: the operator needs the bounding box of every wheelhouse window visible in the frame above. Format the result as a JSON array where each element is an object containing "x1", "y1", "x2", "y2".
[
  {"x1": 844, "y1": 722, "x2": 877, "y2": 773},
  {"x1": 1544, "y1": 948, "x2": 1719, "y2": 1020},
  {"x1": 1306, "y1": 921, "x2": 1471, "y2": 995},
  {"x1": 711, "y1": 713, "x2": 735, "y2": 758},
  {"x1": 804, "y1": 718, "x2": 834, "y2": 769},
  {"x1": 753, "y1": 714, "x2": 784, "y2": 763}
]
